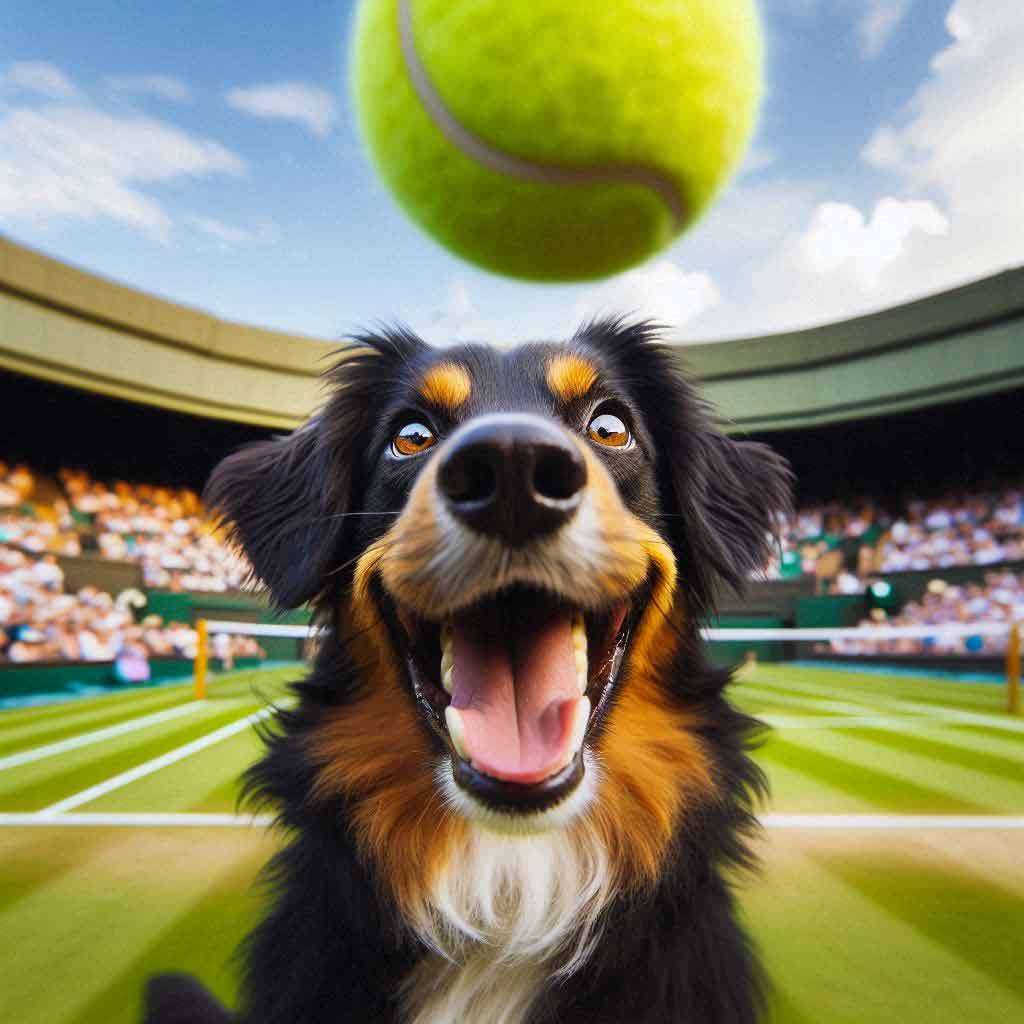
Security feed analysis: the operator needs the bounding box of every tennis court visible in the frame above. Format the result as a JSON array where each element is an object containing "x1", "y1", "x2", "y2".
[{"x1": 1, "y1": 660, "x2": 1022, "y2": 1023}]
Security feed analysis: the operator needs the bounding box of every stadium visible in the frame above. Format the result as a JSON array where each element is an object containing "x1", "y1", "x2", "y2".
[
  {"x1": 3, "y1": 1, "x2": 1024, "y2": 1020},
  {"x1": 2, "y1": 233, "x2": 1022, "y2": 1023}
]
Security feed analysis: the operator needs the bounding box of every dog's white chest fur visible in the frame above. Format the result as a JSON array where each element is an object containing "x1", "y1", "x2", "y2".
[{"x1": 402, "y1": 824, "x2": 612, "y2": 1024}]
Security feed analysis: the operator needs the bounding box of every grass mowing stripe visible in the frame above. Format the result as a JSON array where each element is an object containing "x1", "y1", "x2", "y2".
[
  {"x1": 83, "y1": 728, "x2": 263, "y2": 814},
  {"x1": 0, "y1": 702, "x2": 264, "y2": 812},
  {"x1": 0, "y1": 702, "x2": 203, "y2": 771},
  {"x1": 747, "y1": 666, "x2": 1008, "y2": 714},
  {"x1": 752, "y1": 663, "x2": 1008, "y2": 705},
  {"x1": 66, "y1": 845, "x2": 268, "y2": 1024},
  {"x1": 40, "y1": 709, "x2": 275, "y2": 815},
  {"x1": 783, "y1": 729, "x2": 1024, "y2": 812},
  {"x1": 0, "y1": 689, "x2": 192, "y2": 756},
  {"x1": 766, "y1": 986, "x2": 820, "y2": 1024},
  {"x1": 758, "y1": 737, "x2": 990, "y2": 814},
  {"x1": 951, "y1": 723, "x2": 1024, "y2": 751},
  {"x1": 189, "y1": 775, "x2": 249, "y2": 814},
  {"x1": 0, "y1": 828, "x2": 116, "y2": 916},
  {"x1": 742, "y1": 677, "x2": 939, "y2": 717},
  {"x1": 809, "y1": 848, "x2": 1024, "y2": 1001},
  {"x1": 76, "y1": 725, "x2": 267, "y2": 816},
  {"x1": 0, "y1": 829, "x2": 265, "y2": 1024},
  {"x1": 851, "y1": 727, "x2": 1024, "y2": 785},
  {"x1": 754, "y1": 755, "x2": 880, "y2": 814},
  {"x1": 744, "y1": 839, "x2": 1024, "y2": 1024},
  {"x1": 0, "y1": 680, "x2": 193, "y2": 726},
  {"x1": 737, "y1": 684, "x2": 879, "y2": 717}
]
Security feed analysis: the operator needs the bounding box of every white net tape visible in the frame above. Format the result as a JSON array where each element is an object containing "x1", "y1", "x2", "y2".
[
  {"x1": 702, "y1": 623, "x2": 1013, "y2": 642},
  {"x1": 205, "y1": 620, "x2": 1016, "y2": 642},
  {"x1": 206, "y1": 621, "x2": 320, "y2": 638}
]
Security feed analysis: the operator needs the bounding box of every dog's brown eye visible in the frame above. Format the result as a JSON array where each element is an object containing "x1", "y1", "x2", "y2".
[
  {"x1": 588, "y1": 413, "x2": 630, "y2": 448},
  {"x1": 392, "y1": 422, "x2": 437, "y2": 457}
]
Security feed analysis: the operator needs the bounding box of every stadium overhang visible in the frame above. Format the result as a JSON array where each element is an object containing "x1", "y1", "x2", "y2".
[
  {"x1": 688, "y1": 268, "x2": 1024, "y2": 433},
  {"x1": 2, "y1": 235, "x2": 1022, "y2": 433}
]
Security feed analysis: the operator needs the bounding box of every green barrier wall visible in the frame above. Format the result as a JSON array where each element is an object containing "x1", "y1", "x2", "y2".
[
  {"x1": 708, "y1": 616, "x2": 785, "y2": 667},
  {"x1": 0, "y1": 656, "x2": 264, "y2": 701},
  {"x1": 143, "y1": 589, "x2": 311, "y2": 661},
  {"x1": 796, "y1": 595, "x2": 867, "y2": 628},
  {"x1": 878, "y1": 560, "x2": 1024, "y2": 607}
]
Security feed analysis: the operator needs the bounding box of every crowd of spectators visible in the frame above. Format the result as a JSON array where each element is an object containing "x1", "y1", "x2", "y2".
[
  {"x1": 877, "y1": 490, "x2": 1024, "y2": 572},
  {"x1": 0, "y1": 544, "x2": 264, "y2": 671},
  {"x1": 829, "y1": 570, "x2": 1024, "y2": 657},
  {"x1": 3, "y1": 456, "x2": 1022, "y2": 670},
  {"x1": 60, "y1": 468, "x2": 250, "y2": 592},
  {"x1": 0, "y1": 461, "x2": 263, "y2": 671},
  {"x1": 768, "y1": 487, "x2": 1024, "y2": 581}
]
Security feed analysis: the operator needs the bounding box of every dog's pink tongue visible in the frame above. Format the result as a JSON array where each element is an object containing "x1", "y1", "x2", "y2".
[{"x1": 450, "y1": 606, "x2": 582, "y2": 784}]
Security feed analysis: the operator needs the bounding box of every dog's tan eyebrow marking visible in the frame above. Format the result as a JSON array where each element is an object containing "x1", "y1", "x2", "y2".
[
  {"x1": 546, "y1": 354, "x2": 598, "y2": 402},
  {"x1": 419, "y1": 362, "x2": 472, "y2": 411}
]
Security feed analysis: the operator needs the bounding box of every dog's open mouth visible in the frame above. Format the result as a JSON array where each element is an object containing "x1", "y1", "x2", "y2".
[{"x1": 394, "y1": 586, "x2": 632, "y2": 813}]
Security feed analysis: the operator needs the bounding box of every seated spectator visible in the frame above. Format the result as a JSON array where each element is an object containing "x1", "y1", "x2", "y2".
[{"x1": 832, "y1": 570, "x2": 1023, "y2": 657}]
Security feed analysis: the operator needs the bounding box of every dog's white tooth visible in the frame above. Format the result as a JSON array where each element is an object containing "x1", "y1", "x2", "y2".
[
  {"x1": 445, "y1": 706, "x2": 468, "y2": 759},
  {"x1": 569, "y1": 696, "x2": 591, "y2": 753},
  {"x1": 441, "y1": 622, "x2": 455, "y2": 688},
  {"x1": 574, "y1": 647, "x2": 588, "y2": 693},
  {"x1": 572, "y1": 618, "x2": 587, "y2": 650},
  {"x1": 442, "y1": 664, "x2": 455, "y2": 695}
]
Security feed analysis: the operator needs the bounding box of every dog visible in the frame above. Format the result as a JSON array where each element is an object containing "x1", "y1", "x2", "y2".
[{"x1": 145, "y1": 318, "x2": 791, "y2": 1023}]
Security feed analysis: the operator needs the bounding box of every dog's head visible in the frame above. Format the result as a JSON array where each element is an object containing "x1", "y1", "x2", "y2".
[{"x1": 207, "y1": 320, "x2": 790, "y2": 839}]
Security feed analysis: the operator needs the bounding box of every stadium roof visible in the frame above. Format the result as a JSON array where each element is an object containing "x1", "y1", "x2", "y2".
[{"x1": 2, "y1": 235, "x2": 1022, "y2": 433}]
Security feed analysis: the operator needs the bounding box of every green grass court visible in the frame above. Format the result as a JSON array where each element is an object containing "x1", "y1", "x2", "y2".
[{"x1": 1, "y1": 663, "x2": 1022, "y2": 1023}]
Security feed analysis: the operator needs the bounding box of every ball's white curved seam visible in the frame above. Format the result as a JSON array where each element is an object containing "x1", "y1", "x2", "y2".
[{"x1": 396, "y1": 0, "x2": 687, "y2": 228}]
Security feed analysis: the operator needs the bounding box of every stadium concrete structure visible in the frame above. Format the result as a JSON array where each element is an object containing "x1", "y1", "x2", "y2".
[
  {"x1": 3, "y1": 237, "x2": 1022, "y2": 1024},
  {"x1": 2, "y1": 234, "x2": 1023, "y2": 434}
]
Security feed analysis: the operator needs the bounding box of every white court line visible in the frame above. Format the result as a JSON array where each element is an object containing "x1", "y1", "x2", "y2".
[
  {"x1": 35, "y1": 707, "x2": 277, "y2": 817},
  {"x1": 705, "y1": 623, "x2": 1012, "y2": 641},
  {"x1": 761, "y1": 714, "x2": 964, "y2": 731},
  {"x1": 744, "y1": 676, "x2": 1024, "y2": 733},
  {"x1": 738, "y1": 685, "x2": 910, "y2": 719},
  {"x1": 0, "y1": 701, "x2": 205, "y2": 772},
  {"x1": 1, "y1": 811, "x2": 1022, "y2": 830},
  {"x1": 762, "y1": 814, "x2": 1024, "y2": 830},
  {"x1": 0, "y1": 812, "x2": 273, "y2": 828}
]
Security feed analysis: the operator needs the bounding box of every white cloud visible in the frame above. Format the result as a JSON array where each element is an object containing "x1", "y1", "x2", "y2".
[
  {"x1": 860, "y1": 0, "x2": 1024, "y2": 281},
  {"x1": 575, "y1": 260, "x2": 721, "y2": 335},
  {"x1": 104, "y1": 74, "x2": 190, "y2": 102},
  {"x1": 858, "y1": 1, "x2": 912, "y2": 59},
  {"x1": 0, "y1": 96, "x2": 244, "y2": 241},
  {"x1": 186, "y1": 213, "x2": 254, "y2": 247},
  {"x1": 800, "y1": 198, "x2": 948, "y2": 287},
  {"x1": 418, "y1": 278, "x2": 503, "y2": 345},
  {"x1": 688, "y1": 1, "x2": 1024, "y2": 340},
  {"x1": 1, "y1": 61, "x2": 79, "y2": 99},
  {"x1": 688, "y1": 195, "x2": 950, "y2": 339},
  {"x1": 225, "y1": 81, "x2": 337, "y2": 137}
]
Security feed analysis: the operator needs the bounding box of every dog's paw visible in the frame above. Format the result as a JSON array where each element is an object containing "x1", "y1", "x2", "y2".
[{"x1": 142, "y1": 973, "x2": 233, "y2": 1024}]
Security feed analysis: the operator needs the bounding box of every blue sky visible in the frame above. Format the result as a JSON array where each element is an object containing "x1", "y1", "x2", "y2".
[{"x1": 2, "y1": 1, "x2": 1021, "y2": 346}]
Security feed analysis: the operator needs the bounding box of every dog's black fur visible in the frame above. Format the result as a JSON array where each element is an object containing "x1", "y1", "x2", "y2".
[{"x1": 144, "y1": 320, "x2": 791, "y2": 1024}]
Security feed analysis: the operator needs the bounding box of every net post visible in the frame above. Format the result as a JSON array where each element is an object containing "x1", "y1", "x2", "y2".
[
  {"x1": 1008, "y1": 623, "x2": 1021, "y2": 717},
  {"x1": 194, "y1": 619, "x2": 209, "y2": 701}
]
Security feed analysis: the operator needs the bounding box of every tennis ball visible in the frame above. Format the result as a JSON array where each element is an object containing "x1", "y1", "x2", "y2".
[{"x1": 352, "y1": 0, "x2": 763, "y2": 282}]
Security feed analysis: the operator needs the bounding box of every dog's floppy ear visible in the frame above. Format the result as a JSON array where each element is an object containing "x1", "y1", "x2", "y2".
[
  {"x1": 204, "y1": 419, "x2": 342, "y2": 609},
  {"x1": 203, "y1": 329, "x2": 430, "y2": 609},
  {"x1": 671, "y1": 430, "x2": 793, "y2": 618},
  {"x1": 576, "y1": 318, "x2": 793, "y2": 619}
]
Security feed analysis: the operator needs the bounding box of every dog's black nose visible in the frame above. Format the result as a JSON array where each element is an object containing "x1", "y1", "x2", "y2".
[{"x1": 437, "y1": 415, "x2": 587, "y2": 546}]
